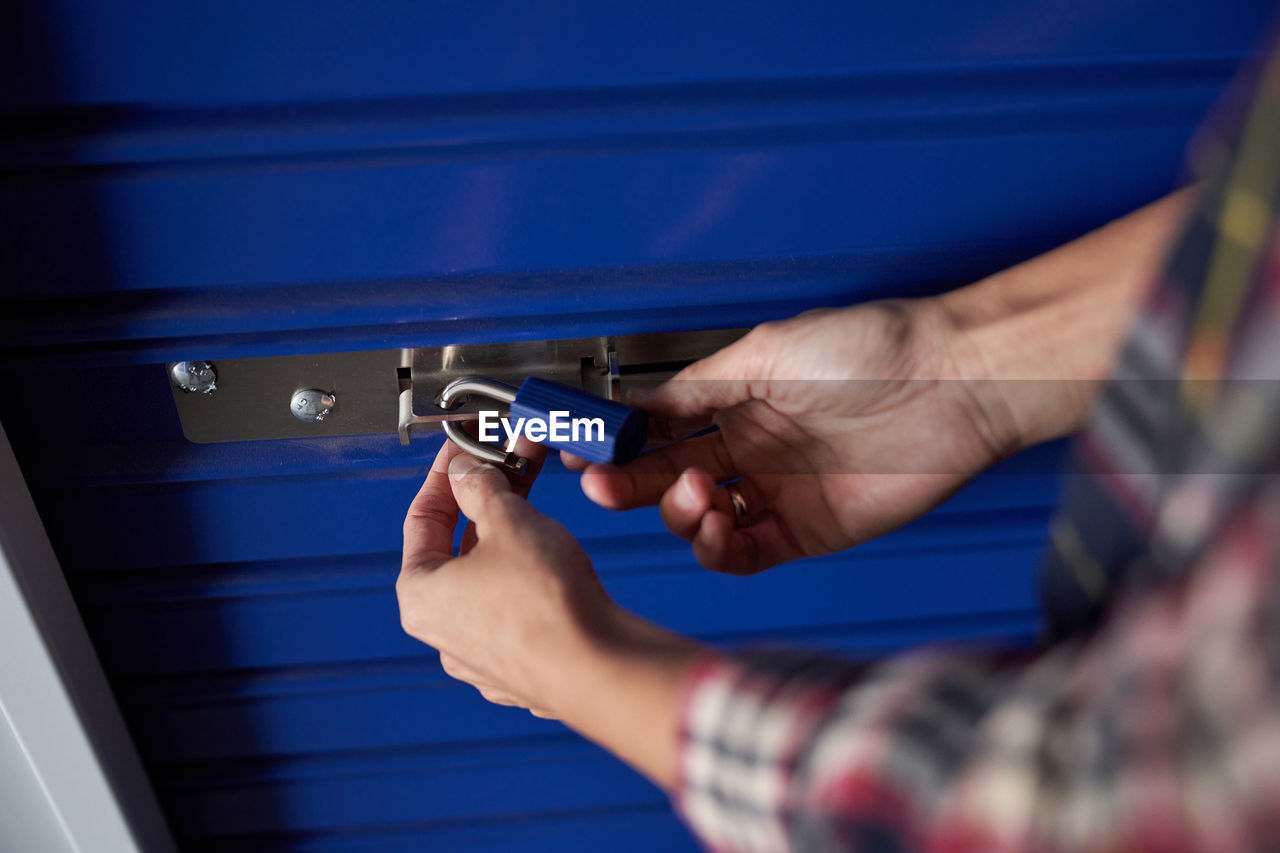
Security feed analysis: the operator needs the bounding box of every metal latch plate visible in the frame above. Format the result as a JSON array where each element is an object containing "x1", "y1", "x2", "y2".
[{"x1": 167, "y1": 329, "x2": 745, "y2": 444}]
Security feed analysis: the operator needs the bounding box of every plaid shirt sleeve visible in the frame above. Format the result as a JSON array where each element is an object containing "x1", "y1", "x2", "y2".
[
  {"x1": 676, "y1": 28, "x2": 1280, "y2": 853},
  {"x1": 678, "y1": 509, "x2": 1280, "y2": 852}
]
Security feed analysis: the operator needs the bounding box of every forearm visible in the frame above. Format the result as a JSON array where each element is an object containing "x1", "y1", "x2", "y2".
[
  {"x1": 939, "y1": 186, "x2": 1197, "y2": 448},
  {"x1": 527, "y1": 190, "x2": 1197, "y2": 796},
  {"x1": 542, "y1": 609, "x2": 706, "y2": 791}
]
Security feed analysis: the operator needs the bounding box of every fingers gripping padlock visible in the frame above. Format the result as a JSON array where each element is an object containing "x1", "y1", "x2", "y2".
[{"x1": 437, "y1": 376, "x2": 648, "y2": 474}]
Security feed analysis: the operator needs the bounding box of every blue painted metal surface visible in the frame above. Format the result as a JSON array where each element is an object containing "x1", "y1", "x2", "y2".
[{"x1": 0, "y1": 2, "x2": 1272, "y2": 849}]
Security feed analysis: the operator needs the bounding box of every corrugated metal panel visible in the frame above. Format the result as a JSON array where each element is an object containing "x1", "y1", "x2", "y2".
[{"x1": 0, "y1": 2, "x2": 1271, "y2": 849}]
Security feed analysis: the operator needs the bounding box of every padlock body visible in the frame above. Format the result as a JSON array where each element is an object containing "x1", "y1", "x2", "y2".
[{"x1": 510, "y1": 378, "x2": 648, "y2": 465}]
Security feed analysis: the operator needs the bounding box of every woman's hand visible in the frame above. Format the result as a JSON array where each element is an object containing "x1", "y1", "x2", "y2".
[
  {"x1": 397, "y1": 437, "x2": 613, "y2": 717},
  {"x1": 570, "y1": 300, "x2": 1018, "y2": 575},
  {"x1": 569, "y1": 187, "x2": 1196, "y2": 575},
  {"x1": 398, "y1": 437, "x2": 703, "y2": 786}
]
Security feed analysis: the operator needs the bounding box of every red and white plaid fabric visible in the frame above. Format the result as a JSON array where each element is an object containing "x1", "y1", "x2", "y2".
[{"x1": 675, "y1": 35, "x2": 1280, "y2": 853}]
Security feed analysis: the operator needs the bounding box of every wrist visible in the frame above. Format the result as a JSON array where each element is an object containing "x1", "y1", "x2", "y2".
[
  {"x1": 544, "y1": 603, "x2": 706, "y2": 790},
  {"x1": 908, "y1": 295, "x2": 1028, "y2": 460},
  {"x1": 935, "y1": 188, "x2": 1196, "y2": 449},
  {"x1": 545, "y1": 602, "x2": 702, "y2": 719},
  {"x1": 936, "y1": 268, "x2": 1117, "y2": 452}
]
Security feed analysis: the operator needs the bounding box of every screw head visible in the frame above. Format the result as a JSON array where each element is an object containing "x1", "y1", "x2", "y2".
[
  {"x1": 291, "y1": 389, "x2": 336, "y2": 422},
  {"x1": 170, "y1": 361, "x2": 218, "y2": 394}
]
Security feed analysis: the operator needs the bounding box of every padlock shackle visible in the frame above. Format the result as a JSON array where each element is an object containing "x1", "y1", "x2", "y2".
[
  {"x1": 437, "y1": 373, "x2": 647, "y2": 471},
  {"x1": 437, "y1": 376, "x2": 528, "y2": 474},
  {"x1": 437, "y1": 376, "x2": 518, "y2": 408}
]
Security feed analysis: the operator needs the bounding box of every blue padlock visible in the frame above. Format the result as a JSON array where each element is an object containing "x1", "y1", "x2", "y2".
[{"x1": 437, "y1": 376, "x2": 648, "y2": 472}]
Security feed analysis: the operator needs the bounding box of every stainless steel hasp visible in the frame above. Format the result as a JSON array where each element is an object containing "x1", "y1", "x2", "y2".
[{"x1": 164, "y1": 329, "x2": 746, "y2": 444}]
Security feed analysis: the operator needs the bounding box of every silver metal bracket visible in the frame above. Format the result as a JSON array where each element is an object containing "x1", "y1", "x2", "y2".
[{"x1": 166, "y1": 329, "x2": 746, "y2": 444}]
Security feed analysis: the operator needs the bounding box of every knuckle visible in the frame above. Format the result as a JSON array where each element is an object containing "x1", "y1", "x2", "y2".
[
  {"x1": 394, "y1": 571, "x2": 413, "y2": 602},
  {"x1": 397, "y1": 605, "x2": 421, "y2": 639},
  {"x1": 394, "y1": 577, "x2": 430, "y2": 640},
  {"x1": 747, "y1": 319, "x2": 783, "y2": 345},
  {"x1": 735, "y1": 323, "x2": 786, "y2": 374}
]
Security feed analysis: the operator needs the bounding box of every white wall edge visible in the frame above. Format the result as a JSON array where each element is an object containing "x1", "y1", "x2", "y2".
[{"x1": 0, "y1": 422, "x2": 176, "y2": 853}]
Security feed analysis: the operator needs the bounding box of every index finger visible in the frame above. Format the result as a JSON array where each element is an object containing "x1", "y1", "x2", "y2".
[{"x1": 402, "y1": 439, "x2": 466, "y2": 573}]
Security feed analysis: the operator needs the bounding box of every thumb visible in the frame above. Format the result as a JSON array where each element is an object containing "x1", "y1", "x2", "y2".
[
  {"x1": 448, "y1": 454, "x2": 534, "y2": 530},
  {"x1": 633, "y1": 332, "x2": 767, "y2": 420}
]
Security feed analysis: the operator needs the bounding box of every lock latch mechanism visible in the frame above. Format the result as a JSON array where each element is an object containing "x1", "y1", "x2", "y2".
[{"x1": 165, "y1": 329, "x2": 745, "y2": 444}]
